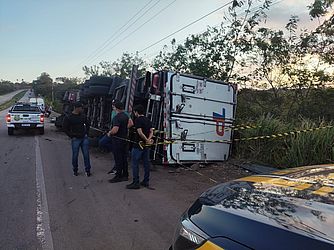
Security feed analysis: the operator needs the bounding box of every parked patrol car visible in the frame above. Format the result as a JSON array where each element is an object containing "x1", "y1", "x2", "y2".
[
  {"x1": 6, "y1": 103, "x2": 45, "y2": 135},
  {"x1": 170, "y1": 164, "x2": 334, "y2": 249}
]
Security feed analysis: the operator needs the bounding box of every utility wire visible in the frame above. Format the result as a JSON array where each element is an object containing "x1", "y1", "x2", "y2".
[
  {"x1": 77, "y1": 0, "x2": 157, "y2": 68},
  {"x1": 138, "y1": 1, "x2": 234, "y2": 54},
  {"x1": 70, "y1": 0, "x2": 159, "y2": 76},
  {"x1": 140, "y1": 0, "x2": 285, "y2": 57},
  {"x1": 93, "y1": 0, "x2": 178, "y2": 62},
  {"x1": 86, "y1": 0, "x2": 163, "y2": 65}
]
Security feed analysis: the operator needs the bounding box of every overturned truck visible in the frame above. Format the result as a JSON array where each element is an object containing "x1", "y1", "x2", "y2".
[{"x1": 79, "y1": 69, "x2": 237, "y2": 165}]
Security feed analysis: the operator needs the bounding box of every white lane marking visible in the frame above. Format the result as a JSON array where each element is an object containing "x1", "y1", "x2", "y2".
[{"x1": 35, "y1": 136, "x2": 54, "y2": 250}]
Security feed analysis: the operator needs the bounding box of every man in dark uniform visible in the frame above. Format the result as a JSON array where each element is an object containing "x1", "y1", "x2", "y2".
[
  {"x1": 126, "y1": 104, "x2": 154, "y2": 189},
  {"x1": 63, "y1": 102, "x2": 91, "y2": 176},
  {"x1": 107, "y1": 100, "x2": 130, "y2": 183},
  {"x1": 99, "y1": 100, "x2": 133, "y2": 174}
]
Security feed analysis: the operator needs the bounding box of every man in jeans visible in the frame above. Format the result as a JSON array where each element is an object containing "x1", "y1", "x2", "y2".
[
  {"x1": 63, "y1": 102, "x2": 91, "y2": 176},
  {"x1": 126, "y1": 104, "x2": 154, "y2": 189},
  {"x1": 108, "y1": 100, "x2": 130, "y2": 183}
]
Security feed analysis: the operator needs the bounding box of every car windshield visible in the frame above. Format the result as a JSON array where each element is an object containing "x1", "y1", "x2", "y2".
[{"x1": 12, "y1": 105, "x2": 40, "y2": 112}]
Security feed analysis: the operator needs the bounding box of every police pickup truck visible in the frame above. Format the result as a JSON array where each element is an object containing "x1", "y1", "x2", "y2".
[{"x1": 6, "y1": 103, "x2": 45, "y2": 135}]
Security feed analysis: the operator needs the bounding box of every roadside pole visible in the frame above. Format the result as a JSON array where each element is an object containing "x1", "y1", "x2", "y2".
[{"x1": 125, "y1": 65, "x2": 138, "y2": 113}]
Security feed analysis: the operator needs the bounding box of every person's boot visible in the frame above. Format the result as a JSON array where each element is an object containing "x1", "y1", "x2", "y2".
[
  {"x1": 140, "y1": 181, "x2": 149, "y2": 187},
  {"x1": 108, "y1": 176, "x2": 125, "y2": 183},
  {"x1": 126, "y1": 182, "x2": 140, "y2": 189}
]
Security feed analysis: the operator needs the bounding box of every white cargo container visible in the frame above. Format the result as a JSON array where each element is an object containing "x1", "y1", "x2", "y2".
[{"x1": 162, "y1": 72, "x2": 236, "y2": 164}]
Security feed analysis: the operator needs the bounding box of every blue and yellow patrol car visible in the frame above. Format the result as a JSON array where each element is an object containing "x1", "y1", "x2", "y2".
[{"x1": 170, "y1": 164, "x2": 334, "y2": 250}]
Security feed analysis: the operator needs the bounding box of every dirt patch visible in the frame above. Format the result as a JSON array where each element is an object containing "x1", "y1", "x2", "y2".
[{"x1": 161, "y1": 161, "x2": 252, "y2": 193}]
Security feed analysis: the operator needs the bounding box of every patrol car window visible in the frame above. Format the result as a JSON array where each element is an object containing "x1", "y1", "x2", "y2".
[{"x1": 13, "y1": 106, "x2": 41, "y2": 112}]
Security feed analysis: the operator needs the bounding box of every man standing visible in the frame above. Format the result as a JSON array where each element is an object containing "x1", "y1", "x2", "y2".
[
  {"x1": 126, "y1": 104, "x2": 154, "y2": 189},
  {"x1": 108, "y1": 100, "x2": 130, "y2": 183},
  {"x1": 63, "y1": 102, "x2": 91, "y2": 176},
  {"x1": 99, "y1": 99, "x2": 133, "y2": 175}
]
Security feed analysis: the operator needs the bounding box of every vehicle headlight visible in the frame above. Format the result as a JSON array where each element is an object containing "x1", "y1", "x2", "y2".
[
  {"x1": 180, "y1": 220, "x2": 206, "y2": 245},
  {"x1": 172, "y1": 213, "x2": 209, "y2": 250}
]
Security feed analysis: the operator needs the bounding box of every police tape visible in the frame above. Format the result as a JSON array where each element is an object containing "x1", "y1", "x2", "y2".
[
  {"x1": 139, "y1": 138, "x2": 232, "y2": 149},
  {"x1": 152, "y1": 124, "x2": 261, "y2": 136},
  {"x1": 151, "y1": 125, "x2": 334, "y2": 145},
  {"x1": 234, "y1": 125, "x2": 334, "y2": 142},
  {"x1": 98, "y1": 125, "x2": 334, "y2": 148},
  {"x1": 230, "y1": 125, "x2": 262, "y2": 131}
]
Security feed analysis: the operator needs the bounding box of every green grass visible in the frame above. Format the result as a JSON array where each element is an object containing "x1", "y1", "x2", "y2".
[
  {"x1": 235, "y1": 115, "x2": 334, "y2": 168},
  {"x1": 0, "y1": 90, "x2": 27, "y2": 111}
]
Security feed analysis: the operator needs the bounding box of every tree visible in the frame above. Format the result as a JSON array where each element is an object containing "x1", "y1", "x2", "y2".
[
  {"x1": 55, "y1": 77, "x2": 81, "y2": 85},
  {"x1": 82, "y1": 52, "x2": 147, "y2": 78},
  {"x1": 82, "y1": 65, "x2": 100, "y2": 77},
  {"x1": 36, "y1": 72, "x2": 53, "y2": 85},
  {"x1": 153, "y1": 0, "x2": 273, "y2": 81},
  {"x1": 150, "y1": 0, "x2": 334, "y2": 122},
  {"x1": 308, "y1": 0, "x2": 334, "y2": 19},
  {"x1": 0, "y1": 80, "x2": 15, "y2": 95}
]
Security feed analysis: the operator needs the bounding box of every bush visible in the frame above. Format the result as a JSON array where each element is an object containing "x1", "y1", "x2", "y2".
[
  {"x1": 0, "y1": 82, "x2": 15, "y2": 95},
  {"x1": 33, "y1": 83, "x2": 80, "y2": 107},
  {"x1": 235, "y1": 116, "x2": 334, "y2": 168},
  {"x1": 283, "y1": 119, "x2": 334, "y2": 167},
  {"x1": 237, "y1": 88, "x2": 334, "y2": 123}
]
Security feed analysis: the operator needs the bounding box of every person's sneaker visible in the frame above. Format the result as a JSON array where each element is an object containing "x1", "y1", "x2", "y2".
[
  {"x1": 107, "y1": 169, "x2": 117, "y2": 175},
  {"x1": 140, "y1": 181, "x2": 149, "y2": 187},
  {"x1": 126, "y1": 182, "x2": 140, "y2": 189},
  {"x1": 73, "y1": 171, "x2": 78, "y2": 176},
  {"x1": 86, "y1": 171, "x2": 91, "y2": 177}
]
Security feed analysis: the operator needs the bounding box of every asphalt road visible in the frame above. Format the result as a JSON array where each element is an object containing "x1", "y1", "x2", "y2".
[
  {"x1": 0, "y1": 92, "x2": 211, "y2": 250},
  {"x1": 0, "y1": 89, "x2": 27, "y2": 104}
]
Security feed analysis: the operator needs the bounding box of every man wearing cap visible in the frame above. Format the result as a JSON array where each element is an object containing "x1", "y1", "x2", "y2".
[
  {"x1": 107, "y1": 100, "x2": 130, "y2": 183},
  {"x1": 63, "y1": 102, "x2": 92, "y2": 177}
]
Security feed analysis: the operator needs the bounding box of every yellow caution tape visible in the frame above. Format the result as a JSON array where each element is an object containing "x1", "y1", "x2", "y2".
[
  {"x1": 118, "y1": 125, "x2": 334, "y2": 148},
  {"x1": 152, "y1": 123, "x2": 260, "y2": 135},
  {"x1": 230, "y1": 124, "x2": 262, "y2": 131},
  {"x1": 234, "y1": 125, "x2": 334, "y2": 142}
]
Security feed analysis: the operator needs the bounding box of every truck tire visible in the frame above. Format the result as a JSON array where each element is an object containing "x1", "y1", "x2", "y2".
[
  {"x1": 8, "y1": 128, "x2": 14, "y2": 135},
  {"x1": 88, "y1": 85, "x2": 111, "y2": 96},
  {"x1": 108, "y1": 78, "x2": 127, "y2": 96},
  {"x1": 89, "y1": 76, "x2": 113, "y2": 84},
  {"x1": 39, "y1": 128, "x2": 44, "y2": 135}
]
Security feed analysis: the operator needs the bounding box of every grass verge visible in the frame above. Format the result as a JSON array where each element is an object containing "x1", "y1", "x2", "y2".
[
  {"x1": 235, "y1": 115, "x2": 334, "y2": 168},
  {"x1": 0, "y1": 91, "x2": 27, "y2": 111}
]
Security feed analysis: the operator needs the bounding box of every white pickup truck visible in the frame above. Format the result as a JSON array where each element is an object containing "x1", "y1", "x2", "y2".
[{"x1": 6, "y1": 103, "x2": 45, "y2": 135}]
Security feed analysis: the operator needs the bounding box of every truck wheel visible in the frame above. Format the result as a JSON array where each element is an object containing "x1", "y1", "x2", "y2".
[
  {"x1": 8, "y1": 128, "x2": 14, "y2": 135},
  {"x1": 39, "y1": 128, "x2": 44, "y2": 135}
]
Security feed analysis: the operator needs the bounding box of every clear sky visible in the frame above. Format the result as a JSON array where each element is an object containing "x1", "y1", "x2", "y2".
[{"x1": 0, "y1": 0, "x2": 320, "y2": 82}]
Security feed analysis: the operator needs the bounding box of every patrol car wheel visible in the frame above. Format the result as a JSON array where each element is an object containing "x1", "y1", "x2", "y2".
[{"x1": 8, "y1": 128, "x2": 14, "y2": 135}]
